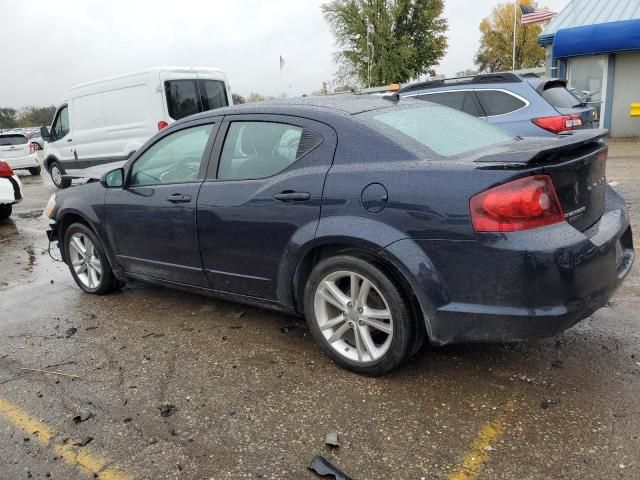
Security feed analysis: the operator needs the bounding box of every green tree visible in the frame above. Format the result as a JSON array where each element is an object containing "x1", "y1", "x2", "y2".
[
  {"x1": 232, "y1": 93, "x2": 246, "y2": 104},
  {"x1": 322, "y1": 0, "x2": 448, "y2": 86},
  {"x1": 17, "y1": 106, "x2": 57, "y2": 127},
  {"x1": 474, "y1": 0, "x2": 545, "y2": 72},
  {"x1": 0, "y1": 108, "x2": 18, "y2": 129}
]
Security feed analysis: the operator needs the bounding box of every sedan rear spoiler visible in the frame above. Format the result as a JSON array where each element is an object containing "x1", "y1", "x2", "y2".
[{"x1": 474, "y1": 129, "x2": 609, "y2": 165}]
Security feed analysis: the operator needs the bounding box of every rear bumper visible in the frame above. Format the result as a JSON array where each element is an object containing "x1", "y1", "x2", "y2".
[
  {"x1": 0, "y1": 176, "x2": 24, "y2": 205},
  {"x1": 4, "y1": 153, "x2": 39, "y2": 170},
  {"x1": 395, "y1": 187, "x2": 634, "y2": 345}
]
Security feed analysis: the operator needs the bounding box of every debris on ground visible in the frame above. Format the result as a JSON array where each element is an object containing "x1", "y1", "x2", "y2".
[
  {"x1": 551, "y1": 359, "x2": 563, "y2": 368},
  {"x1": 325, "y1": 432, "x2": 340, "y2": 448},
  {"x1": 72, "y1": 410, "x2": 94, "y2": 424},
  {"x1": 540, "y1": 399, "x2": 559, "y2": 410},
  {"x1": 158, "y1": 403, "x2": 177, "y2": 417},
  {"x1": 308, "y1": 455, "x2": 352, "y2": 480},
  {"x1": 280, "y1": 324, "x2": 297, "y2": 334},
  {"x1": 73, "y1": 436, "x2": 93, "y2": 447},
  {"x1": 65, "y1": 327, "x2": 78, "y2": 338},
  {"x1": 484, "y1": 445, "x2": 495, "y2": 451}
]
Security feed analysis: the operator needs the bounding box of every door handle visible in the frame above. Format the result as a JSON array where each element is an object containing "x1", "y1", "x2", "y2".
[
  {"x1": 166, "y1": 193, "x2": 192, "y2": 203},
  {"x1": 273, "y1": 191, "x2": 311, "y2": 202}
]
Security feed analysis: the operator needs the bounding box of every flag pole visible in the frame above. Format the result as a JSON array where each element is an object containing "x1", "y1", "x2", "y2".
[{"x1": 512, "y1": 2, "x2": 517, "y2": 71}]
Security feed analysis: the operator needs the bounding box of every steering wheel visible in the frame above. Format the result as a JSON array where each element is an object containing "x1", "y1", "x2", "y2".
[{"x1": 159, "y1": 157, "x2": 200, "y2": 183}]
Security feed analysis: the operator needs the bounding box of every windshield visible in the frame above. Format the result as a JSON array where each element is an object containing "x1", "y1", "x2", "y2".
[
  {"x1": 370, "y1": 105, "x2": 513, "y2": 157},
  {"x1": 0, "y1": 134, "x2": 28, "y2": 146}
]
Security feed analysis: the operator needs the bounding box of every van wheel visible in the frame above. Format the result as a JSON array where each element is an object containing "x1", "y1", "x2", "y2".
[
  {"x1": 50, "y1": 161, "x2": 70, "y2": 188},
  {"x1": 304, "y1": 255, "x2": 415, "y2": 375},
  {"x1": 28, "y1": 166, "x2": 42, "y2": 176}
]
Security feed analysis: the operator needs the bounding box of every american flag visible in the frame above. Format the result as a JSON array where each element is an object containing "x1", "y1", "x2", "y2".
[{"x1": 520, "y1": 5, "x2": 556, "y2": 24}]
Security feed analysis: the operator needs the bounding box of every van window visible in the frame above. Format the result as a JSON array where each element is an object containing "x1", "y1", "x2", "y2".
[
  {"x1": 52, "y1": 106, "x2": 70, "y2": 140},
  {"x1": 165, "y1": 79, "x2": 229, "y2": 121},
  {"x1": 370, "y1": 105, "x2": 513, "y2": 157},
  {"x1": 475, "y1": 90, "x2": 527, "y2": 116},
  {"x1": 0, "y1": 134, "x2": 28, "y2": 146}
]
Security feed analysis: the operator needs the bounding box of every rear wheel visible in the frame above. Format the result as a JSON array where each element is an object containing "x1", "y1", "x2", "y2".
[
  {"x1": 49, "y1": 161, "x2": 70, "y2": 188},
  {"x1": 28, "y1": 166, "x2": 41, "y2": 176},
  {"x1": 304, "y1": 255, "x2": 415, "y2": 375},
  {"x1": 0, "y1": 204, "x2": 12, "y2": 219},
  {"x1": 63, "y1": 223, "x2": 120, "y2": 294}
]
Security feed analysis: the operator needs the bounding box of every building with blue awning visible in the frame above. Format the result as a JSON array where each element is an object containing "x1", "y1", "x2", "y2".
[{"x1": 538, "y1": 0, "x2": 640, "y2": 137}]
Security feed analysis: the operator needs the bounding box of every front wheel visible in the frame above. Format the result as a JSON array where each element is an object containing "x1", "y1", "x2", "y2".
[
  {"x1": 304, "y1": 255, "x2": 416, "y2": 375},
  {"x1": 63, "y1": 223, "x2": 120, "y2": 294},
  {"x1": 49, "y1": 161, "x2": 70, "y2": 188},
  {"x1": 0, "y1": 204, "x2": 12, "y2": 219}
]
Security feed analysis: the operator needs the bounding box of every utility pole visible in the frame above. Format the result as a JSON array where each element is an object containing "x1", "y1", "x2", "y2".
[{"x1": 512, "y1": 1, "x2": 517, "y2": 71}]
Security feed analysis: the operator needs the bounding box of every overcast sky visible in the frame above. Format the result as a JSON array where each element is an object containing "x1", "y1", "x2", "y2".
[{"x1": 0, "y1": 0, "x2": 569, "y2": 108}]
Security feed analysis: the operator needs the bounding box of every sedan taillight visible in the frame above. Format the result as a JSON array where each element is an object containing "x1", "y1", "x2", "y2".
[
  {"x1": 532, "y1": 114, "x2": 583, "y2": 134},
  {"x1": 29, "y1": 143, "x2": 36, "y2": 154},
  {"x1": 0, "y1": 161, "x2": 14, "y2": 177},
  {"x1": 470, "y1": 175, "x2": 564, "y2": 232}
]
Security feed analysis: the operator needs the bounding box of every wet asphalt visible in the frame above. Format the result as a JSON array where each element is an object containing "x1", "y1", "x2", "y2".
[{"x1": 1, "y1": 143, "x2": 639, "y2": 480}]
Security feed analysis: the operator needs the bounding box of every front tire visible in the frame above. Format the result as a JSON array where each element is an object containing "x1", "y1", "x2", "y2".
[
  {"x1": 49, "y1": 161, "x2": 70, "y2": 188},
  {"x1": 63, "y1": 223, "x2": 118, "y2": 294},
  {"x1": 0, "y1": 204, "x2": 12, "y2": 219},
  {"x1": 29, "y1": 166, "x2": 42, "y2": 176},
  {"x1": 304, "y1": 255, "x2": 415, "y2": 375}
]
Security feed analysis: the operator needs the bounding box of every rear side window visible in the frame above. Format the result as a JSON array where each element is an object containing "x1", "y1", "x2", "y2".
[
  {"x1": 475, "y1": 90, "x2": 526, "y2": 116},
  {"x1": 165, "y1": 79, "x2": 229, "y2": 120},
  {"x1": 542, "y1": 86, "x2": 581, "y2": 108},
  {"x1": 372, "y1": 106, "x2": 512, "y2": 157},
  {"x1": 418, "y1": 91, "x2": 482, "y2": 117},
  {"x1": 217, "y1": 122, "x2": 321, "y2": 180},
  {"x1": 0, "y1": 135, "x2": 27, "y2": 146}
]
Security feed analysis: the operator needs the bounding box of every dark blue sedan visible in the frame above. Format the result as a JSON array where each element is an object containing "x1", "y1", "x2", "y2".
[{"x1": 45, "y1": 96, "x2": 634, "y2": 375}]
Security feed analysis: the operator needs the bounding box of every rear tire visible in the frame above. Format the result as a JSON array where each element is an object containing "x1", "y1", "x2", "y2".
[
  {"x1": 28, "y1": 166, "x2": 42, "y2": 176},
  {"x1": 0, "y1": 204, "x2": 12, "y2": 219},
  {"x1": 63, "y1": 223, "x2": 119, "y2": 294},
  {"x1": 304, "y1": 255, "x2": 415, "y2": 375},
  {"x1": 49, "y1": 161, "x2": 70, "y2": 188}
]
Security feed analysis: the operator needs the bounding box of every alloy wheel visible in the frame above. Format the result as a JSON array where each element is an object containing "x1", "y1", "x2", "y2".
[
  {"x1": 51, "y1": 165, "x2": 62, "y2": 186},
  {"x1": 313, "y1": 270, "x2": 393, "y2": 363},
  {"x1": 68, "y1": 233, "x2": 103, "y2": 289}
]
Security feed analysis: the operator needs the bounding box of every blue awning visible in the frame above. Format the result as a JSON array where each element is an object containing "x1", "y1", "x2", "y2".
[{"x1": 552, "y1": 19, "x2": 640, "y2": 58}]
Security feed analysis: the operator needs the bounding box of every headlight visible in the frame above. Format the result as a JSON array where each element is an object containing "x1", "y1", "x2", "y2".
[{"x1": 45, "y1": 193, "x2": 57, "y2": 218}]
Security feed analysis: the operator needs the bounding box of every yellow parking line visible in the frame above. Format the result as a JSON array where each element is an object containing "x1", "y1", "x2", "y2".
[
  {"x1": 447, "y1": 400, "x2": 515, "y2": 480},
  {"x1": 0, "y1": 397, "x2": 131, "y2": 480}
]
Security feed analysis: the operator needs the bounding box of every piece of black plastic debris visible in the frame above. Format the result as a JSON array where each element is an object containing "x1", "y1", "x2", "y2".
[
  {"x1": 325, "y1": 432, "x2": 340, "y2": 448},
  {"x1": 73, "y1": 411, "x2": 94, "y2": 424},
  {"x1": 74, "y1": 436, "x2": 93, "y2": 447},
  {"x1": 158, "y1": 403, "x2": 177, "y2": 417},
  {"x1": 308, "y1": 455, "x2": 352, "y2": 480},
  {"x1": 65, "y1": 327, "x2": 78, "y2": 338}
]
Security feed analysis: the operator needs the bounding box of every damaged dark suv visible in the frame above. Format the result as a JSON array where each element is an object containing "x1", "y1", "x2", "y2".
[{"x1": 45, "y1": 96, "x2": 634, "y2": 375}]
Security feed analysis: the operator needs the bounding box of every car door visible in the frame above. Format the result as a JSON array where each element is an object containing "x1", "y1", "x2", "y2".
[
  {"x1": 48, "y1": 105, "x2": 76, "y2": 167},
  {"x1": 197, "y1": 114, "x2": 337, "y2": 300},
  {"x1": 104, "y1": 118, "x2": 219, "y2": 286}
]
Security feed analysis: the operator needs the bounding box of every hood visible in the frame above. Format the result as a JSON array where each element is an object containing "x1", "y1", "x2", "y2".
[{"x1": 63, "y1": 161, "x2": 127, "y2": 181}]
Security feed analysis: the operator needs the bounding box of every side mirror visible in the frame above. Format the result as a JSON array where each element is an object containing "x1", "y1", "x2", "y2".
[
  {"x1": 101, "y1": 168, "x2": 124, "y2": 188},
  {"x1": 40, "y1": 126, "x2": 51, "y2": 142}
]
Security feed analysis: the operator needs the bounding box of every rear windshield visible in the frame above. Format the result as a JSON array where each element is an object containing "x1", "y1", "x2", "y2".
[
  {"x1": 542, "y1": 85, "x2": 581, "y2": 108},
  {"x1": 0, "y1": 134, "x2": 27, "y2": 146},
  {"x1": 165, "y1": 79, "x2": 228, "y2": 120},
  {"x1": 370, "y1": 105, "x2": 513, "y2": 157}
]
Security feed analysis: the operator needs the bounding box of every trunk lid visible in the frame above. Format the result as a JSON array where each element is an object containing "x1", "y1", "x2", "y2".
[{"x1": 474, "y1": 130, "x2": 608, "y2": 231}]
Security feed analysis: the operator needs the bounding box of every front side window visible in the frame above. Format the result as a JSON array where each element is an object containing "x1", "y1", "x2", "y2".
[
  {"x1": 218, "y1": 122, "x2": 313, "y2": 180},
  {"x1": 52, "y1": 106, "x2": 70, "y2": 140},
  {"x1": 475, "y1": 90, "x2": 526, "y2": 116},
  {"x1": 371, "y1": 105, "x2": 513, "y2": 157},
  {"x1": 130, "y1": 124, "x2": 214, "y2": 186}
]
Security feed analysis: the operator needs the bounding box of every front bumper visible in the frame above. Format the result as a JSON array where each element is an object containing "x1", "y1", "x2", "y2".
[
  {"x1": 4, "y1": 153, "x2": 39, "y2": 170},
  {"x1": 403, "y1": 188, "x2": 634, "y2": 345}
]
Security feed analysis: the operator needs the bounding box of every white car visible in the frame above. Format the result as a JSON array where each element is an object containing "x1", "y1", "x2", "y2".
[
  {"x1": 0, "y1": 161, "x2": 24, "y2": 219},
  {"x1": 0, "y1": 133, "x2": 41, "y2": 175},
  {"x1": 41, "y1": 66, "x2": 232, "y2": 188}
]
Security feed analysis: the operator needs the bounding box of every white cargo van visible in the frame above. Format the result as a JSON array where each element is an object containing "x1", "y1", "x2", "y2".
[{"x1": 41, "y1": 66, "x2": 232, "y2": 188}]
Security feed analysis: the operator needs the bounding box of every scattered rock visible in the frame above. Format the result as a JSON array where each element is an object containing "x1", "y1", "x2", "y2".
[
  {"x1": 65, "y1": 327, "x2": 78, "y2": 338},
  {"x1": 540, "y1": 399, "x2": 559, "y2": 410},
  {"x1": 551, "y1": 359, "x2": 563, "y2": 368},
  {"x1": 484, "y1": 445, "x2": 495, "y2": 452},
  {"x1": 123, "y1": 417, "x2": 132, "y2": 423},
  {"x1": 73, "y1": 411, "x2": 94, "y2": 424},
  {"x1": 147, "y1": 437, "x2": 158, "y2": 445},
  {"x1": 325, "y1": 432, "x2": 340, "y2": 448},
  {"x1": 73, "y1": 436, "x2": 93, "y2": 447},
  {"x1": 280, "y1": 324, "x2": 296, "y2": 334},
  {"x1": 158, "y1": 403, "x2": 176, "y2": 417}
]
